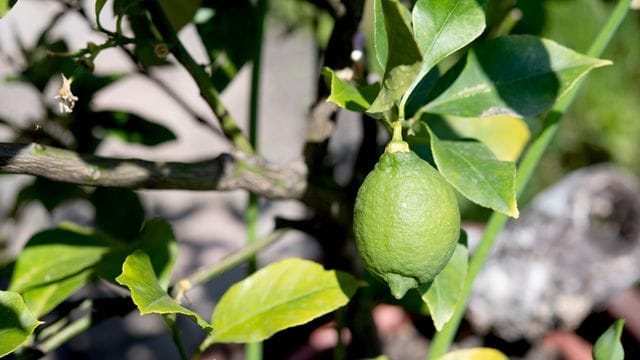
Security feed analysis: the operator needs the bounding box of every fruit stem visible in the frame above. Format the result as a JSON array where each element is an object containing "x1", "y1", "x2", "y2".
[{"x1": 385, "y1": 121, "x2": 409, "y2": 153}]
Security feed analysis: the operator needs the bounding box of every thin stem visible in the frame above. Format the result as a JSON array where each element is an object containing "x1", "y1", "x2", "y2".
[
  {"x1": 426, "y1": 1, "x2": 632, "y2": 358},
  {"x1": 163, "y1": 314, "x2": 188, "y2": 360},
  {"x1": 146, "y1": 2, "x2": 254, "y2": 154},
  {"x1": 38, "y1": 314, "x2": 91, "y2": 353},
  {"x1": 246, "y1": 0, "x2": 268, "y2": 358},
  {"x1": 172, "y1": 230, "x2": 288, "y2": 299}
]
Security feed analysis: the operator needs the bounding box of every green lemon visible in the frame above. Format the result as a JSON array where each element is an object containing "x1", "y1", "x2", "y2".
[{"x1": 353, "y1": 138, "x2": 460, "y2": 299}]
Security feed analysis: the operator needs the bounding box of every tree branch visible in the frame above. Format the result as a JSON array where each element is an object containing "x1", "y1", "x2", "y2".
[
  {"x1": 145, "y1": 2, "x2": 254, "y2": 155},
  {"x1": 0, "y1": 143, "x2": 306, "y2": 199}
]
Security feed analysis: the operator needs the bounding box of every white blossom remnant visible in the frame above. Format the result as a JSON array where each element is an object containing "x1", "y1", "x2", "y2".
[{"x1": 54, "y1": 74, "x2": 78, "y2": 114}]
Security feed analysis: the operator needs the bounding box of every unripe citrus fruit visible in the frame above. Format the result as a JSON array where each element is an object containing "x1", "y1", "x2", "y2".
[{"x1": 353, "y1": 137, "x2": 460, "y2": 299}]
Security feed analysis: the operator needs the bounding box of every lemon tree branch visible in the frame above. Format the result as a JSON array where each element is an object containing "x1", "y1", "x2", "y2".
[{"x1": 0, "y1": 143, "x2": 306, "y2": 198}]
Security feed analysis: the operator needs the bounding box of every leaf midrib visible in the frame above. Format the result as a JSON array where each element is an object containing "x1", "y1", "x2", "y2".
[{"x1": 421, "y1": 0, "x2": 463, "y2": 66}]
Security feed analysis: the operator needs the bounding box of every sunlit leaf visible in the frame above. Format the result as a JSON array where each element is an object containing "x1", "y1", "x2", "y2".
[
  {"x1": 116, "y1": 250, "x2": 212, "y2": 332},
  {"x1": 439, "y1": 347, "x2": 508, "y2": 360},
  {"x1": 412, "y1": 0, "x2": 486, "y2": 72},
  {"x1": 420, "y1": 233, "x2": 468, "y2": 331},
  {"x1": 22, "y1": 269, "x2": 92, "y2": 318},
  {"x1": 0, "y1": 291, "x2": 41, "y2": 357},
  {"x1": 429, "y1": 129, "x2": 518, "y2": 217},
  {"x1": 206, "y1": 258, "x2": 361, "y2": 343},
  {"x1": 420, "y1": 35, "x2": 611, "y2": 118},
  {"x1": 593, "y1": 319, "x2": 625, "y2": 360},
  {"x1": 96, "y1": 219, "x2": 178, "y2": 287},
  {"x1": 444, "y1": 115, "x2": 530, "y2": 161},
  {"x1": 9, "y1": 224, "x2": 110, "y2": 293},
  {"x1": 0, "y1": 0, "x2": 18, "y2": 19},
  {"x1": 323, "y1": 67, "x2": 380, "y2": 111}
]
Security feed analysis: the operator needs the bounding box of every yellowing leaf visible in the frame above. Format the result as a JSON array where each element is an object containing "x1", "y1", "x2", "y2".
[
  {"x1": 439, "y1": 347, "x2": 508, "y2": 360},
  {"x1": 445, "y1": 115, "x2": 531, "y2": 162}
]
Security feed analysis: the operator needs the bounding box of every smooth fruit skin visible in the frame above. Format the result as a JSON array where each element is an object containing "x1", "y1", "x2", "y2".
[{"x1": 353, "y1": 149, "x2": 460, "y2": 299}]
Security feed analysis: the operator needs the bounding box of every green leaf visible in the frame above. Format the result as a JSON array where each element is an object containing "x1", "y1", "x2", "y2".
[
  {"x1": 0, "y1": 0, "x2": 17, "y2": 19},
  {"x1": 195, "y1": 1, "x2": 257, "y2": 91},
  {"x1": 412, "y1": 0, "x2": 486, "y2": 72},
  {"x1": 420, "y1": 233, "x2": 468, "y2": 331},
  {"x1": 96, "y1": 111, "x2": 177, "y2": 146},
  {"x1": 444, "y1": 115, "x2": 531, "y2": 162},
  {"x1": 9, "y1": 224, "x2": 110, "y2": 292},
  {"x1": 593, "y1": 319, "x2": 625, "y2": 360},
  {"x1": 404, "y1": 66, "x2": 440, "y2": 118},
  {"x1": 369, "y1": 0, "x2": 423, "y2": 113},
  {"x1": 421, "y1": 35, "x2": 611, "y2": 118},
  {"x1": 373, "y1": 0, "x2": 387, "y2": 70},
  {"x1": 92, "y1": 187, "x2": 145, "y2": 241},
  {"x1": 22, "y1": 269, "x2": 93, "y2": 318},
  {"x1": 134, "y1": 219, "x2": 178, "y2": 289},
  {"x1": 323, "y1": 67, "x2": 380, "y2": 112},
  {"x1": 95, "y1": 0, "x2": 107, "y2": 27},
  {"x1": 207, "y1": 258, "x2": 361, "y2": 343},
  {"x1": 0, "y1": 291, "x2": 41, "y2": 357},
  {"x1": 439, "y1": 347, "x2": 508, "y2": 360},
  {"x1": 158, "y1": 0, "x2": 201, "y2": 31},
  {"x1": 9, "y1": 178, "x2": 87, "y2": 218},
  {"x1": 429, "y1": 129, "x2": 519, "y2": 218},
  {"x1": 96, "y1": 219, "x2": 178, "y2": 287},
  {"x1": 116, "y1": 250, "x2": 212, "y2": 332},
  {"x1": 373, "y1": 0, "x2": 411, "y2": 70}
]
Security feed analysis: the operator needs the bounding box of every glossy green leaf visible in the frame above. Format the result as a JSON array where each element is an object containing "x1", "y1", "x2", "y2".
[
  {"x1": 444, "y1": 115, "x2": 530, "y2": 162},
  {"x1": 116, "y1": 250, "x2": 212, "y2": 332},
  {"x1": 373, "y1": 0, "x2": 387, "y2": 70},
  {"x1": 134, "y1": 219, "x2": 178, "y2": 289},
  {"x1": 421, "y1": 35, "x2": 611, "y2": 118},
  {"x1": 96, "y1": 219, "x2": 178, "y2": 287},
  {"x1": 195, "y1": 1, "x2": 257, "y2": 91},
  {"x1": 158, "y1": 0, "x2": 201, "y2": 31},
  {"x1": 593, "y1": 319, "x2": 625, "y2": 360},
  {"x1": 0, "y1": 291, "x2": 41, "y2": 357},
  {"x1": 22, "y1": 269, "x2": 92, "y2": 317},
  {"x1": 0, "y1": 0, "x2": 17, "y2": 18},
  {"x1": 412, "y1": 0, "x2": 486, "y2": 72},
  {"x1": 373, "y1": 0, "x2": 411, "y2": 70},
  {"x1": 207, "y1": 258, "x2": 361, "y2": 343},
  {"x1": 9, "y1": 224, "x2": 110, "y2": 293},
  {"x1": 420, "y1": 233, "x2": 468, "y2": 331},
  {"x1": 323, "y1": 67, "x2": 380, "y2": 112},
  {"x1": 369, "y1": 0, "x2": 423, "y2": 113},
  {"x1": 439, "y1": 347, "x2": 508, "y2": 360},
  {"x1": 429, "y1": 129, "x2": 518, "y2": 217}
]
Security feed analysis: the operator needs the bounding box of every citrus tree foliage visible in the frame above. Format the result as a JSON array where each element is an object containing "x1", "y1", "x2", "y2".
[{"x1": 0, "y1": 0, "x2": 629, "y2": 359}]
